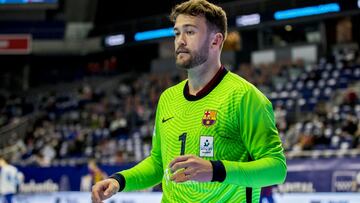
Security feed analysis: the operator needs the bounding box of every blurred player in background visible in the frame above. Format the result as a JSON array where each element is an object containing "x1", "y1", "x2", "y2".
[
  {"x1": 88, "y1": 159, "x2": 108, "y2": 186},
  {"x1": 0, "y1": 155, "x2": 24, "y2": 203},
  {"x1": 92, "y1": 0, "x2": 287, "y2": 202},
  {"x1": 261, "y1": 185, "x2": 275, "y2": 203},
  {"x1": 81, "y1": 159, "x2": 108, "y2": 191},
  {"x1": 88, "y1": 159, "x2": 108, "y2": 185}
]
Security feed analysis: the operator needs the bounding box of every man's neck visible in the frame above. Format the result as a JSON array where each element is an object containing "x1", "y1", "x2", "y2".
[{"x1": 187, "y1": 58, "x2": 221, "y2": 95}]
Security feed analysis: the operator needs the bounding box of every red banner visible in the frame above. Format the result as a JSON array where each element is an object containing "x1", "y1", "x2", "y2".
[{"x1": 0, "y1": 34, "x2": 31, "y2": 54}]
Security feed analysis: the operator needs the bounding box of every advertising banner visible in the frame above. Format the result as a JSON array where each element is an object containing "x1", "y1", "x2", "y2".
[{"x1": 16, "y1": 158, "x2": 360, "y2": 193}]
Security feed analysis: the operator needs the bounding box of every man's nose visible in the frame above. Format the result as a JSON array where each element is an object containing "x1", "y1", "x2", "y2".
[{"x1": 176, "y1": 33, "x2": 186, "y2": 46}]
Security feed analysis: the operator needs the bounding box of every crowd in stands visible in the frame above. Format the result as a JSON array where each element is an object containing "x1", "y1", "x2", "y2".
[
  {"x1": 236, "y1": 50, "x2": 360, "y2": 153},
  {"x1": 0, "y1": 94, "x2": 34, "y2": 128},
  {"x1": 0, "y1": 51, "x2": 359, "y2": 166}
]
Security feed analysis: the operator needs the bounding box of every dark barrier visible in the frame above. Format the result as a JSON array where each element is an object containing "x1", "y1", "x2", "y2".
[
  {"x1": 276, "y1": 157, "x2": 360, "y2": 192},
  {"x1": 17, "y1": 163, "x2": 136, "y2": 192}
]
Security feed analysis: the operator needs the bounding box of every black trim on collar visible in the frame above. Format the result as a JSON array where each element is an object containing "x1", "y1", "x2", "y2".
[{"x1": 183, "y1": 66, "x2": 228, "y2": 101}]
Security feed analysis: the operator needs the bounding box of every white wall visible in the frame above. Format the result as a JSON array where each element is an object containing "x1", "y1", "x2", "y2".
[{"x1": 4, "y1": 192, "x2": 360, "y2": 203}]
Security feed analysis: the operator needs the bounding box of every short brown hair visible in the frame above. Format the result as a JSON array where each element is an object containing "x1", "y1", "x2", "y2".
[
  {"x1": 170, "y1": 0, "x2": 227, "y2": 39},
  {"x1": 0, "y1": 154, "x2": 8, "y2": 163}
]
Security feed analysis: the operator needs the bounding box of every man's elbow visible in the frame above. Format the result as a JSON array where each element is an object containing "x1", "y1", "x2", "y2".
[{"x1": 277, "y1": 161, "x2": 287, "y2": 184}]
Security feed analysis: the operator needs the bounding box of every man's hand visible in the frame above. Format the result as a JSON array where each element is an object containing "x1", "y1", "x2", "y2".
[
  {"x1": 91, "y1": 178, "x2": 120, "y2": 203},
  {"x1": 169, "y1": 155, "x2": 213, "y2": 183}
]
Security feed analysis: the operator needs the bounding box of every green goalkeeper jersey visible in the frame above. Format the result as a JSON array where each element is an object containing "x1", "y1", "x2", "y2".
[{"x1": 112, "y1": 67, "x2": 287, "y2": 203}]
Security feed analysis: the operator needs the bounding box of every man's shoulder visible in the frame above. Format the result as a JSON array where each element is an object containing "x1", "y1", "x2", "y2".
[
  {"x1": 160, "y1": 80, "x2": 187, "y2": 99},
  {"x1": 223, "y1": 71, "x2": 270, "y2": 103},
  {"x1": 3, "y1": 164, "x2": 17, "y2": 172},
  {"x1": 222, "y1": 71, "x2": 254, "y2": 92}
]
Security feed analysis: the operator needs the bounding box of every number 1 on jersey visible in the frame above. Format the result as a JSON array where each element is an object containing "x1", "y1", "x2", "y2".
[{"x1": 178, "y1": 133, "x2": 187, "y2": 155}]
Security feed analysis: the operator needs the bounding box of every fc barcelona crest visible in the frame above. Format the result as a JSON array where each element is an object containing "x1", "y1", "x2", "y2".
[{"x1": 202, "y1": 110, "x2": 217, "y2": 127}]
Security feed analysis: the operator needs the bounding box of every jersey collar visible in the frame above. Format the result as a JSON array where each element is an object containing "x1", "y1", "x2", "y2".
[{"x1": 183, "y1": 65, "x2": 228, "y2": 101}]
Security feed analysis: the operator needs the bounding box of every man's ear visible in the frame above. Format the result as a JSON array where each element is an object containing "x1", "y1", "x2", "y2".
[{"x1": 211, "y1": 33, "x2": 224, "y2": 48}]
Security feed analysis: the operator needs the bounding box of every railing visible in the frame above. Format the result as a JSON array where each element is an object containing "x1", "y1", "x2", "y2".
[
  {"x1": 286, "y1": 148, "x2": 360, "y2": 159},
  {"x1": 0, "y1": 116, "x2": 29, "y2": 149}
]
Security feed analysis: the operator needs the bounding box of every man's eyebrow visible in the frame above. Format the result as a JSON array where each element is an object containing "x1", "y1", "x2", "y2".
[{"x1": 174, "y1": 24, "x2": 198, "y2": 31}]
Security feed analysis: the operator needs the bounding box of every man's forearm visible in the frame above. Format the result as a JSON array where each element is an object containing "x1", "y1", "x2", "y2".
[
  {"x1": 110, "y1": 156, "x2": 163, "y2": 191},
  {"x1": 220, "y1": 157, "x2": 287, "y2": 187}
]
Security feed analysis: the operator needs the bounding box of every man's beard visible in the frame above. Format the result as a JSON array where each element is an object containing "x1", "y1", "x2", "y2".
[{"x1": 175, "y1": 38, "x2": 210, "y2": 70}]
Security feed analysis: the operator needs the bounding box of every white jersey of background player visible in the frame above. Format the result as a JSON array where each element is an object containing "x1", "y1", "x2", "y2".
[{"x1": 0, "y1": 156, "x2": 24, "y2": 202}]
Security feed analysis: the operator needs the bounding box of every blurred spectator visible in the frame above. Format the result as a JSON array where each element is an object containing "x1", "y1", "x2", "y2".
[
  {"x1": 342, "y1": 88, "x2": 358, "y2": 107},
  {"x1": 111, "y1": 150, "x2": 125, "y2": 165}
]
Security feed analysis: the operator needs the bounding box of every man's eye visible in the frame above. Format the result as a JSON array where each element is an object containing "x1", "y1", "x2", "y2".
[{"x1": 186, "y1": 31, "x2": 194, "y2": 35}]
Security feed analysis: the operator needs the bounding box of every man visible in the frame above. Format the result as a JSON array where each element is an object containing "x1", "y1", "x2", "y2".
[
  {"x1": 88, "y1": 159, "x2": 108, "y2": 185},
  {"x1": 81, "y1": 159, "x2": 108, "y2": 191},
  {"x1": 92, "y1": 0, "x2": 287, "y2": 202},
  {"x1": 0, "y1": 155, "x2": 23, "y2": 203}
]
